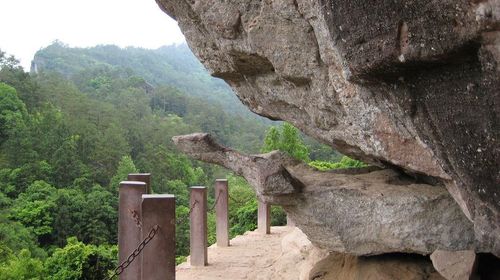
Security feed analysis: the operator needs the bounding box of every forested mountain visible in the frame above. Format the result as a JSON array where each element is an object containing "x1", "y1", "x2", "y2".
[
  {"x1": 31, "y1": 41, "x2": 246, "y2": 113},
  {"x1": 0, "y1": 45, "x2": 342, "y2": 278},
  {"x1": 0, "y1": 47, "x2": 276, "y2": 278}
]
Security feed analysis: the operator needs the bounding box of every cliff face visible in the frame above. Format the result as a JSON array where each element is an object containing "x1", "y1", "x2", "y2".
[{"x1": 157, "y1": 0, "x2": 500, "y2": 256}]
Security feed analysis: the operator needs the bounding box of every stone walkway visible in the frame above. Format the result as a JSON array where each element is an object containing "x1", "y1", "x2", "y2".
[{"x1": 176, "y1": 226, "x2": 291, "y2": 280}]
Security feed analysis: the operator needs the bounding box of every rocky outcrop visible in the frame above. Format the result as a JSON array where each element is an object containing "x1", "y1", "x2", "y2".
[
  {"x1": 159, "y1": 0, "x2": 500, "y2": 256},
  {"x1": 282, "y1": 228, "x2": 445, "y2": 280},
  {"x1": 173, "y1": 133, "x2": 478, "y2": 255}
]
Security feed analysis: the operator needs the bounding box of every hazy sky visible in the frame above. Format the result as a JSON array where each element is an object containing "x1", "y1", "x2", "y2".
[{"x1": 0, "y1": 0, "x2": 186, "y2": 69}]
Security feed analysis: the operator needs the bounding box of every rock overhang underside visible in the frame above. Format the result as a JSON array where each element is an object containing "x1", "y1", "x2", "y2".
[{"x1": 157, "y1": 0, "x2": 500, "y2": 257}]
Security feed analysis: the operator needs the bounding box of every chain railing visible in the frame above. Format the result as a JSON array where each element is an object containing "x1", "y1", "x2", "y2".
[
  {"x1": 175, "y1": 189, "x2": 225, "y2": 226},
  {"x1": 112, "y1": 183, "x2": 246, "y2": 278},
  {"x1": 107, "y1": 224, "x2": 160, "y2": 280},
  {"x1": 207, "y1": 190, "x2": 222, "y2": 212},
  {"x1": 128, "y1": 209, "x2": 142, "y2": 228},
  {"x1": 176, "y1": 200, "x2": 198, "y2": 225}
]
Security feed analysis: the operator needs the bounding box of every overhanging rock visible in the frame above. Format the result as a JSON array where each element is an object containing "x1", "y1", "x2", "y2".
[
  {"x1": 173, "y1": 133, "x2": 481, "y2": 256},
  {"x1": 159, "y1": 0, "x2": 500, "y2": 256}
]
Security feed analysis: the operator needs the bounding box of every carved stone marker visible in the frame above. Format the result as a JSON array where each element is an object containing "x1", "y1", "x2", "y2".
[
  {"x1": 190, "y1": 186, "x2": 208, "y2": 266},
  {"x1": 118, "y1": 181, "x2": 147, "y2": 280},
  {"x1": 128, "y1": 173, "x2": 151, "y2": 194},
  {"x1": 258, "y1": 200, "x2": 271, "y2": 234},
  {"x1": 141, "y1": 194, "x2": 176, "y2": 280},
  {"x1": 215, "y1": 179, "x2": 229, "y2": 247}
]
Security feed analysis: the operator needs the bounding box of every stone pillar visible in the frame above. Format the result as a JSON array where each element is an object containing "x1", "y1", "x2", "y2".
[
  {"x1": 141, "y1": 194, "x2": 176, "y2": 280},
  {"x1": 258, "y1": 199, "x2": 271, "y2": 234},
  {"x1": 287, "y1": 214, "x2": 296, "y2": 227},
  {"x1": 190, "y1": 186, "x2": 208, "y2": 266},
  {"x1": 128, "y1": 173, "x2": 151, "y2": 194},
  {"x1": 215, "y1": 179, "x2": 229, "y2": 247},
  {"x1": 118, "y1": 181, "x2": 147, "y2": 280}
]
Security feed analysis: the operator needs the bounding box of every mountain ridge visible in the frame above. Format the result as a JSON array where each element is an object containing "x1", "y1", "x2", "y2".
[{"x1": 31, "y1": 41, "x2": 246, "y2": 113}]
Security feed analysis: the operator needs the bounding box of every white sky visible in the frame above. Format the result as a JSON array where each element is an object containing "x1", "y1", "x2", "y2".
[{"x1": 0, "y1": 0, "x2": 186, "y2": 69}]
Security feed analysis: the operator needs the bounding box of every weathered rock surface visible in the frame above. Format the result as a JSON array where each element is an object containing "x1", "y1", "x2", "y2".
[
  {"x1": 272, "y1": 227, "x2": 447, "y2": 280},
  {"x1": 173, "y1": 133, "x2": 478, "y2": 255},
  {"x1": 159, "y1": 0, "x2": 500, "y2": 255},
  {"x1": 430, "y1": 250, "x2": 478, "y2": 280},
  {"x1": 283, "y1": 228, "x2": 446, "y2": 280},
  {"x1": 177, "y1": 226, "x2": 445, "y2": 280}
]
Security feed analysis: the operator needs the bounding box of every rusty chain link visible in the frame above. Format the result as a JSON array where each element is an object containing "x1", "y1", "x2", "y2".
[
  {"x1": 106, "y1": 224, "x2": 160, "y2": 280},
  {"x1": 128, "y1": 209, "x2": 142, "y2": 228},
  {"x1": 207, "y1": 190, "x2": 222, "y2": 212},
  {"x1": 176, "y1": 200, "x2": 198, "y2": 225}
]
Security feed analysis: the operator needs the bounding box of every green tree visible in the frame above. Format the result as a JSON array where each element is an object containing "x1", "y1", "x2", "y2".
[
  {"x1": 50, "y1": 189, "x2": 86, "y2": 247},
  {"x1": 89, "y1": 123, "x2": 130, "y2": 185},
  {"x1": 0, "y1": 249, "x2": 45, "y2": 280},
  {"x1": 0, "y1": 83, "x2": 28, "y2": 145},
  {"x1": 261, "y1": 122, "x2": 309, "y2": 161},
  {"x1": 109, "y1": 155, "x2": 138, "y2": 192},
  {"x1": 11, "y1": 181, "x2": 57, "y2": 244},
  {"x1": 45, "y1": 237, "x2": 117, "y2": 280},
  {"x1": 0, "y1": 192, "x2": 45, "y2": 261},
  {"x1": 80, "y1": 186, "x2": 117, "y2": 245},
  {"x1": 51, "y1": 135, "x2": 89, "y2": 187},
  {"x1": 0, "y1": 161, "x2": 53, "y2": 197}
]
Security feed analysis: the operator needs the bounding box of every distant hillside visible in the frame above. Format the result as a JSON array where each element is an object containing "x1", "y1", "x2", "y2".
[{"x1": 31, "y1": 41, "x2": 243, "y2": 111}]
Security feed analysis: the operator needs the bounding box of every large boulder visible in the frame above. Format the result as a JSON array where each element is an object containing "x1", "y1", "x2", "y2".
[
  {"x1": 430, "y1": 250, "x2": 478, "y2": 280},
  {"x1": 159, "y1": 0, "x2": 500, "y2": 255}
]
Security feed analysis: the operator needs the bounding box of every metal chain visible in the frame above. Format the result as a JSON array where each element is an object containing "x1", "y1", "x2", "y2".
[
  {"x1": 176, "y1": 200, "x2": 198, "y2": 225},
  {"x1": 207, "y1": 190, "x2": 222, "y2": 212},
  {"x1": 107, "y1": 224, "x2": 160, "y2": 280},
  {"x1": 128, "y1": 209, "x2": 142, "y2": 228}
]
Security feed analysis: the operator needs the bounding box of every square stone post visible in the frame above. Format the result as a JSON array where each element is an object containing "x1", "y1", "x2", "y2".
[
  {"x1": 258, "y1": 199, "x2": 271, "y2": 234},
  {"x1": 215, "y1": 179, "x2": 229, "y2": 247},
  {"x1": 128, "y1": 173, "x2": 151, "y2": 194},
  {"x1": 190, "y1": 186, "x2": 207, "y2": 266},
  {"x1": 141, "y1": 194, "x2": 176, "y2": 280},
  {"x1": 118, "y1": 181, "x2": 147, "y2": 280}
]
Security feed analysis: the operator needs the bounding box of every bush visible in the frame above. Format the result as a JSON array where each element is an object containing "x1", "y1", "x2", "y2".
[
  {"x1": 45, "y1": 237, "x2": 117, "y2": 280},
  {"x1": 309, "y1": 156, "x2": 367, "y2": 171}
]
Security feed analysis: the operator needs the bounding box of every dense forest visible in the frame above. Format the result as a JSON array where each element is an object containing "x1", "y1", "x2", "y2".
[{"x1": 0, "y1": 43, "x2": 351, "y2": 279}]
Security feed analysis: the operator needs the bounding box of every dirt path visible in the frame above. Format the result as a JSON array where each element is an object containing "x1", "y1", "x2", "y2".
[{"x1": 176, "y1": 226, "x2": 292, "y2": 280}]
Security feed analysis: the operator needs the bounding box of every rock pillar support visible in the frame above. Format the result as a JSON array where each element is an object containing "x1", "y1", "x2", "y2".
[
  {"x1": 141, "y1": 194, "x2": 176, "y2": 280},
  {"x1": 190, "y1": 186, "x2": 208, "y2": 266},
  {"x1": 128, "y1": 173, "x2": 151, "y2": 194},
  {"x1": 258, "y1": 200, "x2": 271, "y2": 234},
  {"x1": 287, "y1": 214, "x2": 295, "y2": 227},
  {"x1": 215, "y1": 179, "x2": 229, "y2": 247},
  {"x1": 118, "y1": 181, "x2": 147, "y2": 280}
]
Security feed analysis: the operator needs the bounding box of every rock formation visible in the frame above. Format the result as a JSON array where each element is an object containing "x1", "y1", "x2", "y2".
[
  {"x1": 281, "y1": 228, "x2": 445, "y2": 280},
  {"x1": 158, "y1": 0, "x2": 500, "y2": 256},
  {"x1": 173, "y1": 133, "x2": 478, "y2": 255}
]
